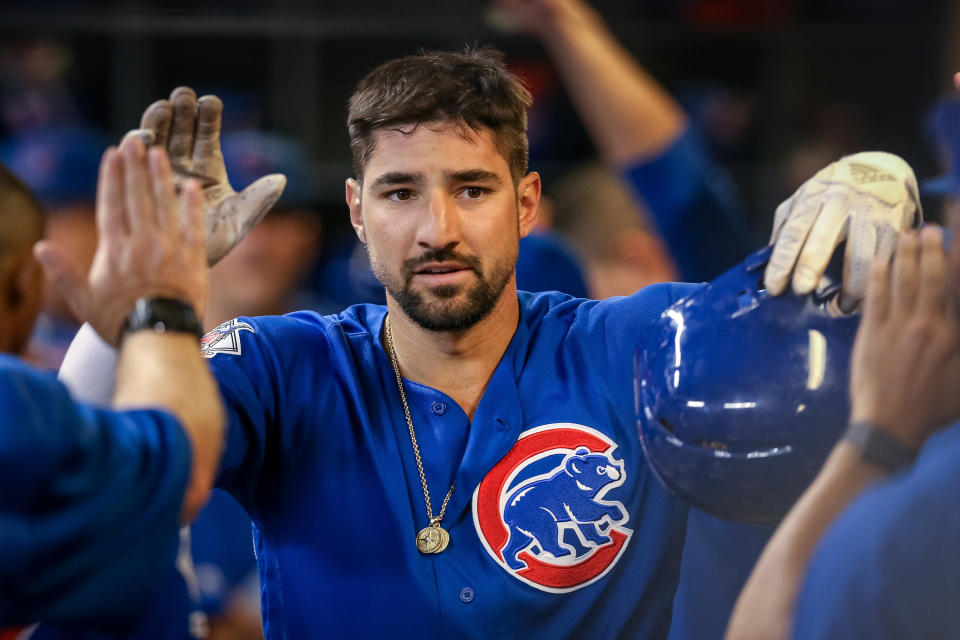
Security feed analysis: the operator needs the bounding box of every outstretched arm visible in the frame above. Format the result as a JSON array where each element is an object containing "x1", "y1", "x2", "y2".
[
  {"x1": 496, "y1": 0, "x2": 755, "y2": 281},
  {"x1": 726, "y1": 222, "x2": 960, "y2": 640},
  {"x1": 496, "y1": 0, "x2": 684, "y2": 165}
]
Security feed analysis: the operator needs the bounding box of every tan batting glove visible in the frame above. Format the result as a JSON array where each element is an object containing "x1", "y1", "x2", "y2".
[
  {"x1": 122, "y1": 86, "x2": 286, "y2": 266},
  {"x1": 764, "y1": 151, "x2": 922, "y2": 308}
]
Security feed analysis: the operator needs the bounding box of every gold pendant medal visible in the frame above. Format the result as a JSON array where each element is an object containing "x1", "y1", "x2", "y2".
[{"x1": 416, "y1": 522, "x2": 450, "y2": 554}]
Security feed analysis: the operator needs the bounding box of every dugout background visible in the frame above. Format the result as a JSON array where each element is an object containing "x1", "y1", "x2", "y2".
[{"x1": 0, "y1": 0, "x2": 957, "y2": 231}]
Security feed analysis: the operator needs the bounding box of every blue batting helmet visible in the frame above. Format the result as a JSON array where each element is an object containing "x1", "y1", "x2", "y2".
[{"x1": 635, "y1": 245, "x2": 860, "y2": 523}]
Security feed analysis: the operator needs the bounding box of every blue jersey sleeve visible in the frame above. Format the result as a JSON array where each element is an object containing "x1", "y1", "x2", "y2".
[
  {"x1": 570, "y1": 282, "x2": 703, "y2": 427},
  {"x1": 792, "y1": 423, "x2": 960, "y2": 640},
  {"x1": 204, "y1": 314, "x2": 342, "y2": 520},
  {"x1": 622, "y1": 126, "x2": 758, "y2": 282},
  {"x1": 0, "y1": 356, "x2": 190, "y2": 628}
]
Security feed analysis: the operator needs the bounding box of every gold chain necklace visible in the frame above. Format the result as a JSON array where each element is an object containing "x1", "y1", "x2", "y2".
[{"x1": 384, "y1": 316, "x2": 456, "y2": 554}]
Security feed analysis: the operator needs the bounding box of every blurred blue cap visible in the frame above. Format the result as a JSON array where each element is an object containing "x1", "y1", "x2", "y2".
[
  {"x1": 0, "y1": 126, "x2": 108, "y2": 207},
  {"x1": 922, "y1": 97, "x2": 960, "y2": 196},
  {"x1": 221, "y1": 130, "x2": 321, "y2": 209}
]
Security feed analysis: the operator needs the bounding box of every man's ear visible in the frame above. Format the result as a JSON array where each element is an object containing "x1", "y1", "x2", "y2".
[
  {"x1": 516, "y1": 172, "x2": 542, "y2": 239},
  {"x1": 346, "y1": 178, "x2": 366, "y2": 244}
]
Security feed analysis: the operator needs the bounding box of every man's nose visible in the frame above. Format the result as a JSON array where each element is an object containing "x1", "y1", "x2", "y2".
[{"x1": 417, "y1": 191, "x2": 461, "y2": 249}]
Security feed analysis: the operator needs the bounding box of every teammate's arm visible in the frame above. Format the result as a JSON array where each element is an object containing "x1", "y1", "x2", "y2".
[
  {"x1": 725, "y1": 224, "x2": 960, "y2": 640},
  {"x1": 36, "y1": 136, "x2": 224, "y2": 520},
  {"x1": 495, "y1": 0, "x2": 755, "y2": 281},
  {"x1": 494, "y1": 0, "x2": 685, "y2": 165}
]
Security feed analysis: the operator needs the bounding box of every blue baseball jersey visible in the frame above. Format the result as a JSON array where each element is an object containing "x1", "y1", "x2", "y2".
[
  {"x1": 0, "y1": 355, "x2": 190, "y2": 629},
  {"x1": 792, "y1": 422, "x2": 960, "y2": 640},
  {"x1": 202, "y1": 285, "x2": 700, "y2": 638}
]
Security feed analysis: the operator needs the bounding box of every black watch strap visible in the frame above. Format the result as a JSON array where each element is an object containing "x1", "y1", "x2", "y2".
[
  {"x1": 843, "y1": 421, "x2": 918, "y2": 472},
  {"x1": 124, "y1": 297, "x2": 202, "y2": 338}
]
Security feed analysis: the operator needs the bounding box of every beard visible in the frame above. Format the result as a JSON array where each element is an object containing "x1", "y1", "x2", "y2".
[{"x1": 370, "y1": 245, "x2": 516, "y2": 332}]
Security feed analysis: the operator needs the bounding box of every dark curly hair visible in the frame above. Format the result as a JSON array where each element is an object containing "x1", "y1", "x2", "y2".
[{"x1": 347, "y1": 47, "x2": 532, "y2": 184}]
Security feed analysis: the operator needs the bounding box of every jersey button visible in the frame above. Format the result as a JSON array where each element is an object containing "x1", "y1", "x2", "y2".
[
  {"x1": 459, "y1": 587, "x2": 475, "y2": 603},
  {"x1": 431, "y1": 401, "x2": 448, "y2": 416}
]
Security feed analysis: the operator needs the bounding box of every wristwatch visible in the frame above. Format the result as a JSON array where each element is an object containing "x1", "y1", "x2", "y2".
[
  {"x1": 843, "y1": 421, "x2": 918, "y2": 473},
  {"x1": 124, "y1": 297, "x2": 203, "y2": 338}
]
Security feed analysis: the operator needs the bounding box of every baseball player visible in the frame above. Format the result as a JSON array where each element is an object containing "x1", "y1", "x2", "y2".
[
  {"x1": 61, "y1": 50, "x2": 919, "y2": 638},
  {"x1": 0, "y1": 139, "x2": 224, "y2": 630}
]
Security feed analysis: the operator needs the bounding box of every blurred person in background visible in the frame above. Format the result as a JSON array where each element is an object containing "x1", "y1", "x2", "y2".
[
  {"x1": 547, "y1": 162, "x2": 679, "y2": 297},
  {"x1": 494, "y1": 0, "x2": 756, "y2": 284},
  {"x1": 0, "y1": 126, "x2": 106, "y2": 368},
  {"x1": 205, "y1": 130, "x2": 335, "y2": 327},
  {"x1": 0, "y1": 40, "x2": 87, "y2": 135}
]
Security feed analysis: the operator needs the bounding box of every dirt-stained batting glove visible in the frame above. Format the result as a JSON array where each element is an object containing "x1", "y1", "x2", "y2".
[
  {"x1": 765, "y1": 151, "x2": 921, "y2": 308},
  {"x1": 122, "y1": 86, "x2": 286, "y2": 266}
]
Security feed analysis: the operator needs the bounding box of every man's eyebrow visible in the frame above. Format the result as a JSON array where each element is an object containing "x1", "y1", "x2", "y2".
[
  {"x1": 371, "y1": 171, "x2": 422, "y2": 187},
  {"x1": 446, "y1": 169, "x2": 504, "y2": 186}
]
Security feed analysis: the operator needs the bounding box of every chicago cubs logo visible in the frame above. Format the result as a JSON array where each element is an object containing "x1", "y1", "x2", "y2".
[
  {"x1": 473, "y1": 423, "x2": 632, "y2": 593},
  {"x1": 200, "y1": 319, "x2": 253, "y2": 359}
]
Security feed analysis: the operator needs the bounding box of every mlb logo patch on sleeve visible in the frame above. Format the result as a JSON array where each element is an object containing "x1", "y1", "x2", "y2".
[
  {"x1": 473, "y1": 423, "x2": 632, "y2": 593},
  {"x1": 200, "y1": 319, "x2": 254, "y2": 359}
]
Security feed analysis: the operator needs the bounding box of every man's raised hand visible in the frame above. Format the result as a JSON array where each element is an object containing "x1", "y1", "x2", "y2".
[
  {"x1": 124, "y1": 86, "x2": 286, "y2": 265},
  {"x1": 34, "y1": 137, "x2": 208, "y2": 346},
  {"x1": 764, "y1": 151, "x2": 921, "y2": 308}
]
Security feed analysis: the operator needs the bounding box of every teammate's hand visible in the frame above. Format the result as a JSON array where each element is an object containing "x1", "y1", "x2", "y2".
[
  {"x1": 34, "y1": 136, "x2": 208, "y2": 346},
  {"x1": 849, "y1": 225, "x2": 960, "y2": 450},
  {"x1": 764, "y1": 151, "x2": 921, "y2": 308},
  {"x1": 123, "y1": 86, "x2": 286, "y2": 266}
]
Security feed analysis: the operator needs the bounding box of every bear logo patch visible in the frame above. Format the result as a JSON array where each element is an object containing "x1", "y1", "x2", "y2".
[{"x1": 473, "y1": 423, "x2": 632, "y2": 593}]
